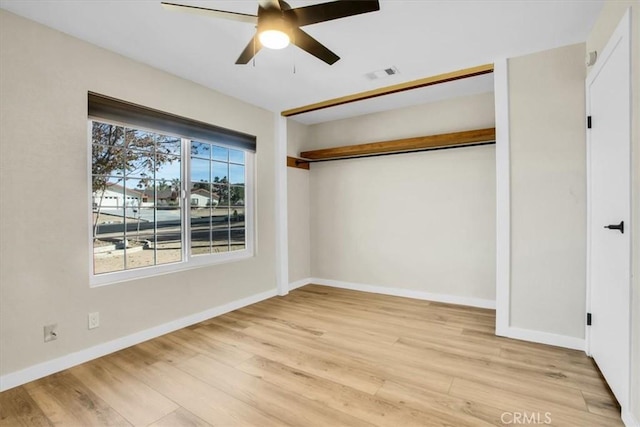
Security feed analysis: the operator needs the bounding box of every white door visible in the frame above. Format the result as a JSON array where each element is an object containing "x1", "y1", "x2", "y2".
[{"x1": 586, "y1": 10, "x2": 631, "y2": 410}]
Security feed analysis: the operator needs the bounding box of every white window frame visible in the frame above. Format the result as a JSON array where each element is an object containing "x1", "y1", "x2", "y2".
[{"x1": 88, "y1": 120, "x2": 255, "y2": 287}]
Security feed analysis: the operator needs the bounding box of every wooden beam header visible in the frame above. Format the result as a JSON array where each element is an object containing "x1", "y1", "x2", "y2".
[
  {"x1": 299, "y1": 128, "x2": 496, "y2": 161},
  {"x1": 282, "y1": 64, "x2": 494, "y2": 117}
]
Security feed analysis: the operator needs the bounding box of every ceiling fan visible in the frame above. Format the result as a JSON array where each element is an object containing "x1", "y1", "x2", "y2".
[{"x1": 161, "y1": 0, "x2": 381, "y2": 65}]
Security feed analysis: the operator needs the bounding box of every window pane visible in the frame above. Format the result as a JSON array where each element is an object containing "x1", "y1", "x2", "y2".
[
  {"x1": 191, "y1": 217, "x2": 211, "y2": 256},
  {"x1": 92, "y1": 122, "x2": 124, "y2": 146},
  {"x1": 93, "y1": 177, "x2": 125, "y2": 210},
  {"x1": 191, "y1": 158, "x2": 210, "y2": 183},
  {"x1": 212, "y1": 204, "x2": 229, "y2": 253},
  {"x1": 230, "y1": 206, "x2": 244, "y2": 228},
  {"x1": 123, "y1": 178, "x2": 148, "y2": 211},
  {"x1": 190, "y1": 183, "x2": 211, "y2": 207},
  {"x1": 212, "y1": 229, "x2": 229, "y2": 253},
  {"x1": 140, "y1": 186, "x2": 155, "y2": 208},
  {"x1": 190, "y1": 182, "x2": 211, "y2": 256},
  {"x1": 125, "y1": 207, "x2": 154, "y2": 237},
  {"x1": 229, "y1": 149, "x2": 244, "y2": 165},
  {"x1": 157, "y1": 136, "x2": 181, "y2": 156},
  {"x1": 92, "y1": 176, "x2": 127, "y2": 274},
  {"x1": 155, "y1": 155, "x2": 181, "y2": 182},
  {"x1": 157, "y1": 206, "x2": 181, "y2": 227},
  {"x1": 93, "y1": 204, "x2": 125, "y2": 274},
  {"x1": 212, "y1": 161, "x2": 228, "y2": 183},
  {"x1": 156, "y1": 230, "x2": 182, "y2": 265},
  {"x1": 230, "y1": 228, "x2": 246, "y2": 252},
  {"x1": 126, "y1": 129, "x2": 155, "y2": 151},
  {"x1": 191, "y1": 141, "x2": 211, "y2": 159},
  {"x1": 157, "y1": 189, "x2": 179, "y2": 209},
  {"x1": 124, "y1": 227, "x2": 155, "y2": 270},
  {"x1": 212, "y1": 146, "x2": 228, "y2": 162},
  {"x1": 213, "y1": 184, "x2": 229, "y2": 206},
  {"x1": 230, "y1": 185, "x2": 244, "y2": 228},
  {"x1": 230, "y1": 185, "x2": 244, "y2": 207},
  {"x1": 92, "y1": 145, "x2": 124, "y2": 177},
  {"x1": 229, "y1": 164, "x2": 244, "y2": 185},
  {"x1": 93, "y1": 237, "x2": 124, "y2": 274},
  {"x1": 125, "y1": 150, "x2": 154, "y2": 179}
]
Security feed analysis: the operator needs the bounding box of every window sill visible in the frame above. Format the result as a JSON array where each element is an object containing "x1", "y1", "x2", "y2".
[{"x1": 89, "y1": 249, "x2": 254, "y2": 288}]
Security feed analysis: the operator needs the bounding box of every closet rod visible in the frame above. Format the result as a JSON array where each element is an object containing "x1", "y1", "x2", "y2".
[{"x1": 296, "y1": 140, "x2": 495, "y2": 165}]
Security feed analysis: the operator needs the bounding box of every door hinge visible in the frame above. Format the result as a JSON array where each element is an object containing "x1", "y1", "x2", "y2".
[
  {"x1": 587, "y1": 116, "x2": 592, "y2": 129},
  {"x1": 587, "y1": 312, "x2": 592, "y2": 326}
]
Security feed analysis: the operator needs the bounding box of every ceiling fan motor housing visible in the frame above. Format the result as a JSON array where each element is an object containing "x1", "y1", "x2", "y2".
[{"x1": 258, "y1": 7, "x2": 293, "y2": 38}]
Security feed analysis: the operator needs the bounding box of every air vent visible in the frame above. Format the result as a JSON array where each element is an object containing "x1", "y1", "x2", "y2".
[{"x1": 366, "y1": 66, "x2": 400, "y2": 80}]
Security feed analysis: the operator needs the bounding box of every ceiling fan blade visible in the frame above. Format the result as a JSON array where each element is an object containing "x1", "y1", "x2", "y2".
[
  {"x1": 236, "y1": 35, "x2": 262, "y2": 64},
  {"x1": 287, "y1": 0, "x2": 380, "y2": 27},
  {"x1": 291, "y1": 28, "x2": 339, "y2": 65},
  {"x1": 258, "y1": 0, "x2": 281, "y2": 10},
  {"x1": 277, "y1": 0, "x2": 292, "y2": 11},
  {"x1": 161, "y1": 2, "x2": 257, "y2": 24}
]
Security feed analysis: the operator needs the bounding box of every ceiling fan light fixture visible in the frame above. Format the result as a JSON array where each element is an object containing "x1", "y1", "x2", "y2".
[
  {"x1": 258, "y1": 29, "x2": 290, "y2": 49},
  {"x1": 257, "y1": 11, "x2": 291, "y2": 50}
]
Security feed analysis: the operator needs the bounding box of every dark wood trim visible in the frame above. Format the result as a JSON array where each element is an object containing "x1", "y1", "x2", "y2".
[
  {"x1": 287, "y1": 156, "x2": 310, "y2": 170},
  {"x1": 299, "y1": 128, "x2": 496, "y2": 160},
  {"x1": 281, "y1": 64, "x2": 494, "y2": 117}
]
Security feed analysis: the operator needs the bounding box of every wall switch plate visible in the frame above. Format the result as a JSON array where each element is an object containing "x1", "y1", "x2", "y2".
[
  {"x1": 44, "y1": 324, "x2": 57, "y2": 342},
  {"x1": 88, "y1": 312, "x2": 99, "y2": 329}
]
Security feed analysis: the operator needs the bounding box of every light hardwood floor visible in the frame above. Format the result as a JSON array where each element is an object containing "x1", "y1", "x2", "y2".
[{"x1": 0, "y1": 285, "x2": 623, "y2": 426}]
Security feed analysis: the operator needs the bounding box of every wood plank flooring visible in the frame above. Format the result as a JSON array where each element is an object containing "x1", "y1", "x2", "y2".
[{"x1": 0, "y1": 285, "x2": 623, "y2": 426}]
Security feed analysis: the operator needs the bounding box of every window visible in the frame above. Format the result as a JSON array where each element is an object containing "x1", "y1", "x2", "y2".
[
  {"x1": 89, "y1": 93, "x2": 255, "y2": 286},
  {"x1": 189, "y1": 141, "x2": 246, "y2": 256}
]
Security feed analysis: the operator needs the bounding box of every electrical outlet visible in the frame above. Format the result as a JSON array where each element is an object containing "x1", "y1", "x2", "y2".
[
  {"x1": 44, "y1": 324, "x2": 57, "y2": 342},
  {"x1": 88, "y1": 312, "x2": 100, "y2": 329}
]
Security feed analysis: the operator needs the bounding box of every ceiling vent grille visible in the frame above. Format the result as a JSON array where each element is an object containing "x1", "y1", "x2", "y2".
[{"x1": 366, "y1": 66, "x2": 400, "y2": 80}]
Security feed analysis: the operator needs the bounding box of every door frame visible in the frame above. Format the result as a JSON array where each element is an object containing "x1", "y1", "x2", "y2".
[{"x1": 585, "y1": 7, "x2": 632, "y2": 410}]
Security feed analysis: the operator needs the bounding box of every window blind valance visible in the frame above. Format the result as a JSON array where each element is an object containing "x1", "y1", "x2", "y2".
[{"x1": 88, "y1": 92, "x2": 256, "y2": 152}]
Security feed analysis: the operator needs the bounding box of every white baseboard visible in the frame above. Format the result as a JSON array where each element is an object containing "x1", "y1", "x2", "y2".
[
  {"x1": 309, "y1": 278, "x2": 587, "y2": 352},
  {"x1": 288, "y1": 277, "x2": 312, "y2": 291},
  {"x1": 499, "y1": 326, "x2": 585, "y2": 351},
  {"x1": 310, "y1": 277, "x2": 496, "y2": 309},
  {"x1": 0, "y1": 288, "x2": 277, "y2": 392},
  {"x1": 622, "y1": 408, "x2": 640, "y2": 427}
]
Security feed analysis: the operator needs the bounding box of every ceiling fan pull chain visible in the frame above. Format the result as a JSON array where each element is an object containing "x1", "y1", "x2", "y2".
[
  {"x1": 292, "y1": 33, "x2": 296, "y2": 74},
  {"x1": 252, "y1": 35, "x2": 256, "y2": 67}
]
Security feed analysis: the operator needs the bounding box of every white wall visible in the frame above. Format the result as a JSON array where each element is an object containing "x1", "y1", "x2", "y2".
[
  {"x1": 0, "y1": 10, "x2": 277, "y2": 379},
  {"x1": 304, "y1": 93, "x2": 497, "y2": 305},
  {"x1": 508, "y1": 43, "x2": 587, "y2": 340},
  {"x1": 586, "y1": 2, "x2": 640, "y2": 423},
  {"x1": 287, "y1": 120, "x2": 311, "y2": 285}
]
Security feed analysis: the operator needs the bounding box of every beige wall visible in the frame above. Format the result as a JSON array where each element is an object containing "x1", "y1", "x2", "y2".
[
  {"x1": 586, "y1": 2, "x2": 640, "y2": 421},
  {"x1": 0, "y1": 11, "x2": 276, "y2": 376},
  {"x1": 508, "y1": 43, "x2": 587, "y2": 339},
  {"x1": 287, "y1": 119, "x2": 309, "y2": 157},
  {"x1": 287, "y1": 120, "x2": 311, "y2": 283},
  {"x1": 305, "y1": 93, "x2": 497, "y2": 302}
]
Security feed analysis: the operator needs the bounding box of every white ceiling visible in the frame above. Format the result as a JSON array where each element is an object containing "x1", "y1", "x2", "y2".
[{"x1": 0, "y1": 0, "x2": 603, "y2": 123}]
